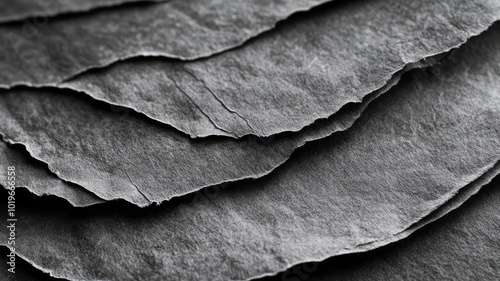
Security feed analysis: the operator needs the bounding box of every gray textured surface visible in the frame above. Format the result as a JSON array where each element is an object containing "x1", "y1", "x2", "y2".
[
  {"x1": 0, "y1": 86, "x2": 367, "y2": 206},
  {"x1": 0, "y1": 54, "x2": 442, "y2": 207},
  {"x1": 0, "y1": 246, "x2": 56, "y2": 281},
  {"x1": 9, "y1": 0, "x2": 500, "y2": 138},
  {"x1": 0, "y1": 0, "x2": 165, "y2": 23},
  {"x1": 353, "y1": 160, "x2": 500, "y2": 254},
  {"x1": 0, "y1": 141, "x2": 103, "y2": 207},
  {"x1": 0, "y1": 0, "x2": 330, "y2": 86},
  {"x1": 265, "y1": 161, "x2": 500, "y2": 281},
  {"x1": 1, "y1": 25, "x2": 499, "y2": 280},
  {"x1": 4, "y1": 164, "x2": 499, "y2": 281},
  {"x1": 270, "y1": 173, "x2": 500, "y2": 281}
]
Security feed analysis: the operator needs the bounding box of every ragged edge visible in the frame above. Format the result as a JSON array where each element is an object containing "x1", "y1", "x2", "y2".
[
  {"x1": 242, "y1": 18, "x2": 500, "y2": 139},
  {"x1": 3, "y1": 144, "x2": 500, "y2": 281},
  {"x1": 356, "y1": 160, "x2": 500, "y2": 251},
  {"x1": 0, "y1": 0, "x2": 168, "y2": 25},
  {"x1": 0, "y1": 49, "x2": 452, "y2": 139},
  {"x1": 0, "y1": 84, "x2": 382, "y2": 207},
  {"x1": 246, "y1": 159, "x2": 500, "y2": 281},
  {"x1": 0, "y1": 11, "x2": 494, "y2": 140},
  {"x1": 1, "y1": 84, "x2": 231, "y2": 139},
  {"x1": 60, "y1": 19, "x2": 499, "y2": 139},
  {"x1": 0, "y1": 246, "x2": 70, "y2": 281},
  {"x1": 0, "y1": 0, "x2": 339, "y2": 88},
  {"x1": 0, "y1": 132, "x2": 152, "y2": 206},
  {"x1": 0, "y1": 27, "x2": 456, "y2": 141},
  {"x1": 0, "y1": 183, "x2": 103, "y2": 208},
  {"x1": 0, "y1": 137, "x2": 106, "y2": 207},
  {"x1": 0, "y1": 46, "x2": 452, "y2": 208}
]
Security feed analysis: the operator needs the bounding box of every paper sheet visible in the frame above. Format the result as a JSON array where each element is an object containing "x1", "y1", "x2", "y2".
[
  {"x1": 57, "y1": 0, "x2": 500, "y2": 137},
  {"x1": 0, "y1": 141, "x2": 103, "y2": 207},
  {"x1": 264, "y1": 171, "x2": 500, "y2": 281},
  {"x1": 5, "y1": 164, "x2": 500, "y2": 280},
  {"x1": 0, "y1": 52, "x2": 444, "y2": 206},
  {"x1": 1, "y1": 24, "x2": 499, "y2": 279},
  {"x1": 0, "y1": 0, "x2": 497, "y2": 139},
  {"x1": 0, "y1": 0, "x2": 331, "y2": 86}
]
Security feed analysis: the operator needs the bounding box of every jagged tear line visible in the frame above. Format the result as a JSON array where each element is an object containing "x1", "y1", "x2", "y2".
[
  {"x1": 2, "y1": 160, "x2": 499, "y2": 281},
  {"x1": 1, "y1": 135, "x2": 151, "y2": 206},
  {"x1": 0, "y1": 24, "x2": 483, "y2": 140},
  {"x1": 247, "y1": 159, "x2": 500, "y2": 281},
  {"x1": 0, "y1": 137, "x2": 106, "y2": 207},
  {"x1": 0, "y1": 182, "x2": 103, "y2": 208},
  {"x1": 0, "y1": 84, "x2": 207, "y2": 140},
  {"x1": 0, "y1": 0, "x2": 341, "y2": 88},
  {"x1": 1, "y1": 1, "x2": 494, "y2": 140},
  {"x1": 0, "y1": 47, "x2": 452, "y2": 208},
  {"x1": 0, "y1": 245, "x2": 69, "y2": 281},
  {"x1": 0, "y1": 43, "x2": 453, "y2": 141},
  {"x1": 57, "y1": 16, "x2": 500, "y2": 139}
]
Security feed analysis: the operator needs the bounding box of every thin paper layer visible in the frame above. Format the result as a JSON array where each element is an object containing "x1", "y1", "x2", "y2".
[
  {"x1": 5, "y1": 164, "x2": 500, "y2": 281},
  {"x1": 0, "y1": 52, "x2": 443, "y2": 207},
  {"x1": 0, "y1": 0, "x2": 332, "y2": 86},
  {"x1": 265, "y1": 171, "x2": 500, "y2": 281},
  {"x1": 1, "y1": 25, "x2": 499, "y2": 280},
  {"x1": 7, "y1": 0, "x2": 500, "y2": 138}
]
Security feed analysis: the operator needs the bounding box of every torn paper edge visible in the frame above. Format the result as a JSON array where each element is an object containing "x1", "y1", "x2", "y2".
[
  {"x1": 0, "y1": 0, "x2": 338, "y2": 88},
  {"x1": 2, "y1": 159, "x2": 499, "y2": 281},
  {"x1": 0, "y1": 183, "x2": 104, "y2": 207},
  {"x1": 1, "y1": 10, "x2": 497, "y2": 140},
  {"x1": 1, "y1": 138, "x2": 106, "y2": 207},
  {"x1": 0, "y1": 49, "x2": 452, "y2": 207},
  {"x1": 246, "y1": 159, "x2": 500, "y2": 281}
]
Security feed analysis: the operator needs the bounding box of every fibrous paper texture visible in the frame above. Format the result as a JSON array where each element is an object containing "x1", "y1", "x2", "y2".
[
  {"x1": 0, "y1": 245, "x2": 51, "y2": 281},
  {"x1": 0, "y1": 141, "x2": 103, "y2": 207},
  {"x1": 2, "y1": 0, "x2": 499, "y2": 139},
  {"x1": 5, "y1": 163, "x2": 500, "y2": 280},
  {"x1": 268, "y1": 173, "x2": 500, "y2": 281},
  {"x1": 0, "y1": 53, "x2": 445, "y2": 207},
  {"x1": 266, "y1": 159, "x2": 500, "y2": 281},
  {"x1": 1, "y1": 24, "x2": 499, "y2": 280},
  {"x1": 0, "y1": 0, "x2": 331, "y2": 86},
  {"x1": 57, "y1": 0, "x2": 500, "y2": 138}
]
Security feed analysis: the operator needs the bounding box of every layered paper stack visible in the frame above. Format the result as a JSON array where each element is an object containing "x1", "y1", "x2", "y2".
[{"x1": 0, "y1": 0, "x2": 499, "y2": 280}]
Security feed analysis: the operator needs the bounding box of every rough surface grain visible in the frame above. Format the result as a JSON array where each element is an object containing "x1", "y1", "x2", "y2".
[
  {"x1": 265, "y1": 173, "x2": 500, "y2": 281},
  {"x1": 27, "y1": 0, "x2": 500, "y2": 137},
  {"x1": 0, "y1": 141, "x2": 103, "y2": 207},
  {"x1": 0, "y1": 245, "x2": 57, "y2": 280},
  {"x1": 0, "y1": 0, "x2": 331, "y2": 86},
  {"x1": 263, "y1": 160, "x2": 500, "y2": 281},
  {"x1": 1, "y1": 25, "x2": 499, "y2": 280},
  {"x1": 0, "y1": 53, "x2": 442, "y2": 207},
  {"x1": 5, "y1": 164, "x2": 500, "y2": 281}
]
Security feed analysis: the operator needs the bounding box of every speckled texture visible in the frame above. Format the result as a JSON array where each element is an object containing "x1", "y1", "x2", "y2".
[
  {"x1": 0, "y1": 245, "x2": 58, "y2": 280},
  {"x1": 1, "y1": 25, "x2": 499, "y2": 280}
]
